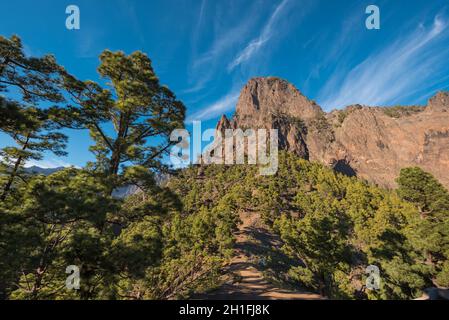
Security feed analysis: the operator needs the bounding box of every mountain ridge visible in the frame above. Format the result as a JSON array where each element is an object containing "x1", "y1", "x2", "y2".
[{"x1": 217, "y1": 77, "x2": 449, "y2": 189}]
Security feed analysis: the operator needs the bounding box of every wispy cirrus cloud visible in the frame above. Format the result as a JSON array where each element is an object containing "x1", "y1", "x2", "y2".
[
  {"x1": 186, "y1": 89, "x2": 240, "y2": 122},
  {"x1": 188, "y1": 0, "x2": 297, "y2": 121},
  {"x1": 302, "y1": 9, "x2": 361, "y2": 92},
  {"x1": 227, "y1": 0, "x2": 290, "y2": 71},
  {"x1": 184, "y1": 21, "x2": 254, "y2": 93},
  {"x1": 318, "y1": 14, "x2": 449, "y2": 110},
  {"x1": 183, "y1": 1, "x2": 258, "y2": 94}
]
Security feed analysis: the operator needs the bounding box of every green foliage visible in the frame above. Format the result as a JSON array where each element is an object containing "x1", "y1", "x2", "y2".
[
  {"x1": 397, "y1": 167, "x2": 449, "y2": 288},
  {"x1": 168, "y1": 152, "x2": 449, "y2": 300},
  {"x1": 1, "y1": 35, "x2": 448, "y2": 301},
  {"x1": 0, "y1": 35, "x2": 68, "y2": 202},
  {"x1": 1, "y1": 168, "x2": 115, "y2": 299},
  {"x1": 382, "y1": 106, "x2": 424, "y2": 118},
  {"x1": 0, "y1": 35, "x2": 65, "y2": 104},
  {"x1": 337, "y1": 109, "x2": 350, "y2": 125},
  {"x1": 1, "y1": 36, "x2": 231, "y2": 300},
  {"x1": 397, "y1": 167, "x2": 449, "y2": 215},
  {"x1": 0, "y1": 108, "x2": 67, "y2": 199},
  {"x1": 61, "y1": 50, "x2": 186, "y2": 193},
  {"x1": 264, "y1": 155, "x2": 444, "y2": 299},
  {"x1": 274, "y1": 205, "x2": 353, "y2": 298},
  {"x1": 1, "y1": 165, "x2": 232, "y2": 300}
]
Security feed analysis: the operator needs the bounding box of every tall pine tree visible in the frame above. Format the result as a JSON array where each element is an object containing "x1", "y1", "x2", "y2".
[{"x1": 61, "y1": 50, "x2": 185, "y2": 193}]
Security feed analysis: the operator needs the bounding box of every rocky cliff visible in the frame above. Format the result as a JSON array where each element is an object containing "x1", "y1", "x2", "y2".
[{"x1": 217, "y1": 77, "x2": 449, "y2": 189}]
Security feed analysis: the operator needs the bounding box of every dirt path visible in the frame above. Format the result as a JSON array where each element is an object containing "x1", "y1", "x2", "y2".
[{"x1": 198, "y1": 211, "x2": 323, "y2": 300}]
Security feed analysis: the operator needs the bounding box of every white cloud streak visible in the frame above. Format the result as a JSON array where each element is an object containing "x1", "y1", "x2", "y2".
[
  {"x1": 227, "y1": 0, "x2": 290, "y2": 71},
  {"x1": 184, "y1": 4, "x2": 257, "y2": 94},
  {"x1": 318, "y1": 15, "x2": 449, "y2": 110},
  {"x1": 186, "y1": 90, "x2": 240, "y2": 122},
  {"x1": 187, "y1": 0, "x2": 292, "y2": 121}
]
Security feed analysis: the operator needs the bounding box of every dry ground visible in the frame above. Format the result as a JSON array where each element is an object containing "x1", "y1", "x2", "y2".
[{"x1": 196, "y1": 211, "x2": 323, "y2": 300}]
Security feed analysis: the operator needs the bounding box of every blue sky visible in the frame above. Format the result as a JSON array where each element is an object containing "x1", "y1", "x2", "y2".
[{"x1": 1, "y1": 0, "x2": 449, "y2": 168}]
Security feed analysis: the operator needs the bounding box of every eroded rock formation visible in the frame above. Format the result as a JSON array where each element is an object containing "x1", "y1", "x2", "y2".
[{"x1": 217, "y1": 77, "x2": 449, "y2": 189}]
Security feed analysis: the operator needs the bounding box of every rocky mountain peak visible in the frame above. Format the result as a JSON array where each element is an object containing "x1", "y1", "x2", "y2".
[
  {"x1": 234, "y1": 77, "x2": 322, "y2": 125},
  {"x1": 216, "y1": 114, "x2": 232, "y2": 132},
  {"x1": 215, "y1": 77, "x2": 449, "y2": 189},
  {"x1": 427, "y1": 91, "x2": 449, "y2": 112}
]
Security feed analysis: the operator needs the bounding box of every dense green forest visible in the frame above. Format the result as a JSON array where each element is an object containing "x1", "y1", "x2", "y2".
[
  {"x1": 170, "y1": 153, "x2": 449, "y2": 299},
  {"x1": 0, "y1": 35, "x2": 231, "y2": 299},
  {"x1": 1, "y1": 35, "x2": 449, "y2": 299}
]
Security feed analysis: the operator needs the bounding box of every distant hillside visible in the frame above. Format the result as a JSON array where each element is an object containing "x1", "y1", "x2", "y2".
[
  {"x1": 24, "y1": 166, "x2": 65, "y2": 176},
  {"x1": 21, "y1": 166, "x2": 166, "y2": 199}
]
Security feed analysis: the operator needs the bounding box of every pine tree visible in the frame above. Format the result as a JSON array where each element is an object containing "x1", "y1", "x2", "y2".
[
  {"x1": 397, "y1": 167, "x2": 449, "y2": 287},
  {"x1": 4, "y1": 168, "x2": 116, "y2": 299},
  {"x1": 397, "y1": 167, "x2": 449, "y2": 217},
  {"x1": 0, "y1": 35, "x2": 65, "y2": 104},
  {"x1": 61, "y1": 50, "x2": 185, "y2": 193},
  {"x1": 0, "y1": 106, "x2": 67, "y2": 201},
  {"x1": 0, "y1": 35, "x2": 69, "y2": 201}
]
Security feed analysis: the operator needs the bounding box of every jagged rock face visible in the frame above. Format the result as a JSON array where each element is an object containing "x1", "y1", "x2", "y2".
[
  {"x1": 218, "y1": 77, "x2": 327, "y2": 160},
  {"x1": 428, "y1": 91, "x2": 449, "y2": 112},
  {"x1": 332, "y1": 100, "x2": 449, "y2": 188},
  {"x1": 234, "y1": 77, "x2": 322, "y2": 124},
  {"x1": 217, "y1": 77, "x2": 449, "y2": 189}
]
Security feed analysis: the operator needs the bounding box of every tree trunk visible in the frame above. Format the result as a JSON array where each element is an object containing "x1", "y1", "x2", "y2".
[
  {"x1": 0, "y1": 134, "x2": 29, "y2": 201},
  {"x1": 0, "y1": 156, "x2": 22, "y2": 201},
  {"x1": 109, "y1": 148, "x2": 121, "y2": 176},
  {"x1": 107, "y1": 112, "x2": 129, "y2": 195}
]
